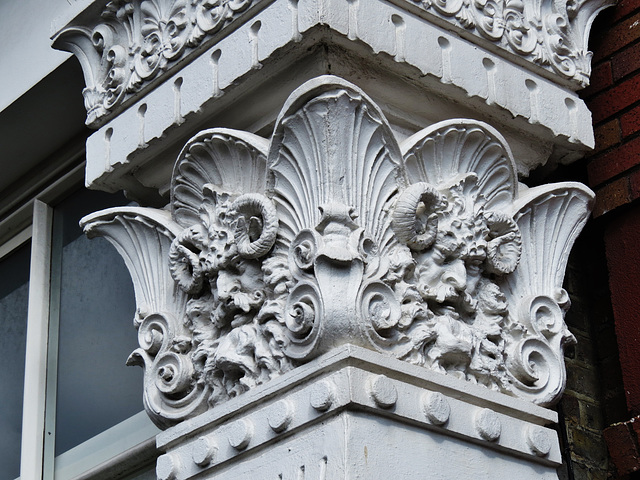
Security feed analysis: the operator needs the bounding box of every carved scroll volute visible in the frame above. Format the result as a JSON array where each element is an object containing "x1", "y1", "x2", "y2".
[
  {"x1": 53, "y1": 1, "x2": 260, "y2": 127},
  {"x1": 502, "y1": 183, "x2": 594, "y2": 405},
  {"x1": 81, "y1": 208, "x2": 209, "y2": 428},
  {"x1": 267, "y1": 75, "x2": 406, "y2": 360},
  {"x1": 53, "y1": 1, "x2": 136, "y2": 127}
]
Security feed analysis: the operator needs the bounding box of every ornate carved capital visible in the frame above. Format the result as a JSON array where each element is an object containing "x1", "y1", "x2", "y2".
[{"x1": 81, "y1": 75, "x2": 593, "y2": 428}]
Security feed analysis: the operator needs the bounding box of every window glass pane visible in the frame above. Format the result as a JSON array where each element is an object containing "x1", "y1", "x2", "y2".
[
  {"x1": 125, "y1": 464, "x2": 156, "y2": 480},
  {"x1": 0, "y1": 241, "x2": 30, "y2": 480},
  {"x1": 53, "y1": 188, "x2": 141, "y2": 455}
]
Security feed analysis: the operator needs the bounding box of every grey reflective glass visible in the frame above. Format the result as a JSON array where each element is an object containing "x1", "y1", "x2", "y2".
[
  {"x1": 52, "y1": 188, "x2": 141, "y2": 455},
  {"x1": 0, "y1": 241, "x2": 30, "y2": 480}
]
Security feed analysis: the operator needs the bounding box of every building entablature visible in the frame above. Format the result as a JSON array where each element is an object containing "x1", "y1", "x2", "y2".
[{"x1": 53, "y1": 0, "x2": 613, "y2": 202}]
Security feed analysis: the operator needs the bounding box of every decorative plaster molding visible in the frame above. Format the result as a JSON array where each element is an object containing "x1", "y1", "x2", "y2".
[
  {"x1": 81, "y1": 76, "x2": 593, "y2": 428},
  {"x1": 52, "y1": 0, "x2": 261, "y2": 127},
  {"x1": 53, "y1": 0, "x2": 613, "y2": 127},
  {"x1": 404, "y1": 0, "x2": 615, "y2": 87},
  {"x1": 153, "y1": 346, "x2": 562, "y2": 480}
]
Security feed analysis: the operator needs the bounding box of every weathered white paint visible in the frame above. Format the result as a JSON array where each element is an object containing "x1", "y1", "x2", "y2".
[
  {"x1": 20, "y1": 200, "x2": 53, "y2": 480},
  {"x1": 83, "y1": 76, "x2": 591, "y2": 419},
  {"x1": 53, "y1": 0, "x2": 607, "y2": 200},
  {"x1": 154, "y1": 345, "x2": 562, "y2": 479},
  {"x1": 48, "y1": 0, "x2": 610, "y2": 478}
]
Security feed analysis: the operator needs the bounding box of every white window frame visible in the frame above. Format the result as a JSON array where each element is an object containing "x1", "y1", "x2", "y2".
[{"x1": 1, "y1": 162, "x2": 159, "y2": 480}]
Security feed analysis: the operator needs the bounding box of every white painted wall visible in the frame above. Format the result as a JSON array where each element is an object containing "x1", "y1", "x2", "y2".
[{"x1": 0, "y1": 0, "x2": 92, "y2": 111}]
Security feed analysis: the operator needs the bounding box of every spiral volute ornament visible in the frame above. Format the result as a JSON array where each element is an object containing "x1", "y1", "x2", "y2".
[
  {"x1": 155, "y1": 351, "x2": 196, "y2": 396},
  {"x1": 290, "y1": 229, "x2": 319, "y2": 273},
  {"x1": 392, "y1": 182, "x2": 445, "y2": 251},
  {"x1": 231, "y1": 193, "x2": 278, "y2": 259},
  {"x1": 506, "y1": 337, "x2": 565, "y2": 405},
  {"x1": 519, "y1": 295, "x2": 565, "y2": 339},
  {"x1": 283, "y1": 282, "x2": 323, "y2": 360},
  {"x1": 169, "y1": 224, "x2": 207, "y2": 294},
  {"x1": 137, "y1": 313, "x2": 169, "y2": 355},
  {"x1": 483, "y1": 210, "x2": 522, "y2": 275},
  {"x1": 359, "y1": 282, "x2": 412, "y2": 357}
]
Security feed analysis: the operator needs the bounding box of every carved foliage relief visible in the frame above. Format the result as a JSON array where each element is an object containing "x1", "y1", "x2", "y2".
[
  {"x1": 53, "y1": 0, "x2": 256, "y2": 127},
  {"x1": 55, "y1": 0, "x2": 612, "y2": 127},
  {"x1": 81, "y1": 76, "x2": 593, "y2": 428},
  {"x1": 412, "y1": 0, "x2": 614, "y2": 87}
]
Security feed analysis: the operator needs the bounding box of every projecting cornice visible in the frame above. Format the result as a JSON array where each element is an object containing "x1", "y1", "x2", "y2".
[
  {"x1": 401, "y1": 0, "x2": 615, "y2": 86},
  {"x1": 81, "y1": 76, "x2": 593, "y2": 429},
  {"x1": 53, "y1": 0, "x2": 614, "y2": 128}
]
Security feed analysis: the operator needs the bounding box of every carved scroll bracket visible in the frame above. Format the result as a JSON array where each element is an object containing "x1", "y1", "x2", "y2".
[
  {"x1": 52, "y1": 0, "x2": 260, "y2": 127},
  {"x1": 81, "y1": 75, "x2": 593, "y2": 428}
]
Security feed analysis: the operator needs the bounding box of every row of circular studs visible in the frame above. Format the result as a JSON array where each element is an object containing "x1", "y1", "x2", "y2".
[{"x1": 157, "y1": 374, "x2": 554, "y2": 479}]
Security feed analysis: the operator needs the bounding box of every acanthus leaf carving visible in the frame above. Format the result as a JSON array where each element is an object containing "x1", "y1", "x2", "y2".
[{"x1": 82, "y1": 75, "x2": 594, "y2": 428}]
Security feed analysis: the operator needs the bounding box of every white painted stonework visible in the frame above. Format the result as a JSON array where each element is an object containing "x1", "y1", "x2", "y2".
[
  {"x1": 53, "y1": 0, "x2": 612, "y2": 127},
  {"x1": 53, "y1": 0, "x2": 610, "y2": 199},
  {"x1": 53, "y1": 0, "x2": 609, "y2": 477},
  {"x1": 79, "y1": 74, "x2": 592, "y2": 477},
  {"x1": 153, "y1": 346, "x2": 562, "y2": 479}
]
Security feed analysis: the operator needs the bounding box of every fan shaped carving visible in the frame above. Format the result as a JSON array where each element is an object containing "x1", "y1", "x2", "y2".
[
  {"x1": 82, "y1": 76, "x2": 593, "y2": 427},
  {"x1": 267, "y1": 76, "x2": 405, "y2": 254},
  {"x1": 401, "y1": 120, "x2": 518, "y2": 210},
  {"x1": 171, "y1": 129, "x2": 268, "y2": 227}
]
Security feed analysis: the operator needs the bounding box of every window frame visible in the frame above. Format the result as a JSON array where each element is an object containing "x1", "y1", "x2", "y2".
[
  {"x1": 0, "y1": 162, "x2": 159, "y2": 480},
  {"x1": 0, "y1": 225, "x2": 33, "y2": 480}
]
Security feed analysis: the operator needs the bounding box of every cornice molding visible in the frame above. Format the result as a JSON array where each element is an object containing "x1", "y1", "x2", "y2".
[
  {"x1": 81, "y1": 76, "x2": 593, "y2": 428},
  {"x1": 52, "y1": 0, "x2": 264, "y2": 128},
  {"x1": 53, "y1": 0, "x2": 614, "y2": 128},
  {"x1": 402, "y1": 0, "x2": 615, "y2": 87}
]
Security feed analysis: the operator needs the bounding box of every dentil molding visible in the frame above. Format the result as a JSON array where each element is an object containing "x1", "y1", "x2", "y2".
[
  {"x1": 81, "y1": 75, "x2": 593, "y2": 428},
  {"x1": 53, "y1": 0, "x2": 614, "y2": 127}
]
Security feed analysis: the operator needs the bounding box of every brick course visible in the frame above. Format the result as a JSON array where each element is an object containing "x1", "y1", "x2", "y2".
[
  {"x1": 592, "y1": 11, "x2": 640, "y2": 62},
  {"x1": 583, "y1": 3, "x2": 640, "y2": 216},
  {"x1": 612, "y1": 43, "x2": 640, "y2": 81},
  {"x1": 587, "y1": 136, "x2": 640, "y2": 187}
]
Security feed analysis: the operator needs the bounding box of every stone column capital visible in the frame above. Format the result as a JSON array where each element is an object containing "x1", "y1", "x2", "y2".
[{"x1": 81, "y1": 75, "x2": 593, "y2": 429}]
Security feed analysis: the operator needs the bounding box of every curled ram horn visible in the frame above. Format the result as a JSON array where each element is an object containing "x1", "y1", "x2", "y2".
[
  {"x1": 231, "y1": 193, "x2": 278, "y2": 259},
  {"x1": 483, "y1": 211, "x2": 522, "y2": 275},
  {"x1": 392, "y1": 182, "x2": 445, "y2": 251},
  {"x1": 169, "y1": 223, "x2": 208, "y2": 294}
]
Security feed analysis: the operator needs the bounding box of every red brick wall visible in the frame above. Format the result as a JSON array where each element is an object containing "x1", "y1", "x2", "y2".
[
  {"x1": 584, "y1": 0, "x2": 640, "y2": 217},
  {"x1": 585, "y1": 0, "x2": 640, "y2": 414},
  {"x1": 604, "y1": 205, "x2": 640, "y2": 414},
  {"x1": 579, "y1": 2, "x2": 640, "y2": 476}
]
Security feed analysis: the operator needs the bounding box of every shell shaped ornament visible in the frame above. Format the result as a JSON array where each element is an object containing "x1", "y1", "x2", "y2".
[{"x1": 81, "y1": 75, "x2": 593, "y2": 427}]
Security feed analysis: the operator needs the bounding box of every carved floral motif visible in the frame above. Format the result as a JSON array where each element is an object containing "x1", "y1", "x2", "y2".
[
  {"x1": 54, "y1": 0, "x2": 612, "y2": 127},
  {"x1": 81, "y1": 76, "x2": 593, "y2": 428},
  {"x1": 412, "y1": 0, "x2": 612, "y2": 86},
  {"x1": 53, "y1": 0, "x2": 257, "y2": 127}
]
